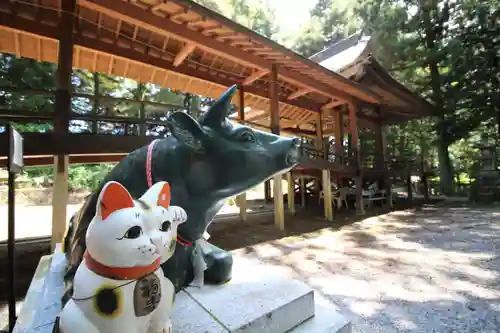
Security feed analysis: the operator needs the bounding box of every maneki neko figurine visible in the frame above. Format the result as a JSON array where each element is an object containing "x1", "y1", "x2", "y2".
[{"x1": 56, "y1": 181, "x2": 187, "y2": 333}]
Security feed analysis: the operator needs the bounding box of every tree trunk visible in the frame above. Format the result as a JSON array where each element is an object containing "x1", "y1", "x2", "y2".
[{"x1": 436, "y1": 129, "x2": 453, "y2": 195}]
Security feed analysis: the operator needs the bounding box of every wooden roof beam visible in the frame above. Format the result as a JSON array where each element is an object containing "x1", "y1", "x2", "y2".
[
  {"x1": 79, "y1": 0, "x2": 379, "y2": 105},
  {"x1": 246, "y1": 109, "x2": 268, "y2": 121},
  {"x1": 173, "y1": 42, "x2": 196, "y2": 67},
  {"x1": 0, "y1": 12, "x2": 325, "y2": 114},
  {"x1": 241, "y1": 70, "x2": 269, "y2": 86},
  {"x1": 323, "y1": 99, "x2": 344, "y2": 109},
  {"x1": 287, "y1": 88, "x2": 313, "y2": 101}
]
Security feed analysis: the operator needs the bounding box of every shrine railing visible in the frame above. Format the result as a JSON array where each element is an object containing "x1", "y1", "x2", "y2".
[{"x1": 298, "y1": 147, "x2": 435, "y2": 174}]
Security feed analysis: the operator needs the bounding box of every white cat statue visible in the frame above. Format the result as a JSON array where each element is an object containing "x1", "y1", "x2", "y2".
[{"x1": 57, "y1": 181, "x2": 187, "y2": 333}]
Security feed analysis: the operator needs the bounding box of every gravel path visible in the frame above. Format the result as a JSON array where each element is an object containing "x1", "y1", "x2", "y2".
[{"x1": 232, "y1": 206, "x2": 500, "y2": 332}]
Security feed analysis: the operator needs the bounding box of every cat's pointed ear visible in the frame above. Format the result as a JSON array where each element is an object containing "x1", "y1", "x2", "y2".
[
  {"x1": 140, "y1": 181, "x2": 171, "y2": 209},
  {"x1": 156, "y1": 182, "x2": 171, "y2": 209},
  {"x1": 96, "y1": 181, "x2": 135, "y2": 220}
]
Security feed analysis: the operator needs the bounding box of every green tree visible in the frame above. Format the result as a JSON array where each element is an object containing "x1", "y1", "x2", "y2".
[
  {"x1": 290, "y1": 0, "x2": 360, "y2": 57},
  {"x1": 356, "y1": 0, "x2": 499, "y2": 194}
]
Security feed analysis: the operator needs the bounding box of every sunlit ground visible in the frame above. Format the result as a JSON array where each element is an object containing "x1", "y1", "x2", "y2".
[{"x1": 232, "y1": 206, "x2": 500, "y2": 332}]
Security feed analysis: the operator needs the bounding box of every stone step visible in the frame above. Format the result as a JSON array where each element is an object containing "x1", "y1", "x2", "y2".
[
  {"x1": 172, "y1": 256, "x2": 351, "y2": 333},
  {"x1": 172, "y1": 289, "x2": 351, "y2": 333},
  {"x1": 183, "y1": 277, "x2": 314, "y2": 333}
]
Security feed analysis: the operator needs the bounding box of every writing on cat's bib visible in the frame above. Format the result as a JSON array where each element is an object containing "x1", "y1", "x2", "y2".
[{"x1": 134, "y1": 274, "x2": 162, "y2": 317}]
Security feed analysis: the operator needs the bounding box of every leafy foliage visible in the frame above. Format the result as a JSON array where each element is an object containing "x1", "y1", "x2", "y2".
[
  {"x1": 291, "y1": 0, "x2": 499, "y2": 194},
  {"x1": 289, "y1": 0, "x2": 361, "y2": 57}
]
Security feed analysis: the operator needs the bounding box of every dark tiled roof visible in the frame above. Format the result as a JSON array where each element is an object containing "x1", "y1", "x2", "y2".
[{"x1": 309, "y1": 32, "x2": 365, "y2": 63}]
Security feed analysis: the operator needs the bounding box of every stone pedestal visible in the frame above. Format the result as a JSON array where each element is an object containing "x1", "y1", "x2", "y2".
[
  {"x1": 12, "y1": 246, "x2": 352, "y2": 333},
  {"x1": 172, "y1": 256, "x2": 350, "y2": 333}
]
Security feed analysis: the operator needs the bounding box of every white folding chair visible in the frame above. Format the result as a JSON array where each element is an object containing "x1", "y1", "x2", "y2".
[{"x1": 333, "y1": 187, "x2": 349, "y2": 209}]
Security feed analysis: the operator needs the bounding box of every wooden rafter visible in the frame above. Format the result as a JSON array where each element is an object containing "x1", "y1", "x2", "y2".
[
  {"x1": 241, "y1": 70, "x2": 269, "y2": 86},
  {"x1": 287, "y1": 87, "x2": 313, "y2": 100},
  {"x1": 78, "y1": 0, "x2": 378, "y2": 104},
  {"x1": 0, "y1": 12, "x2": 324, "y2": 112},
  {"x1": 246, "y1": 109, "x2": 267, "y2": 121},
  {"x1": 173, "y1": 42, "x2": 196, "y2": 67},
  {"x1": 323, "y1": 99, "x2": 344, "y2": 109}
]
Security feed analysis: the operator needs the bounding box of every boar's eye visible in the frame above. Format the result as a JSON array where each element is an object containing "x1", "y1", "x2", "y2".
[{"x1": 238, "y1": 131, "x2": 256, "y2": 143}]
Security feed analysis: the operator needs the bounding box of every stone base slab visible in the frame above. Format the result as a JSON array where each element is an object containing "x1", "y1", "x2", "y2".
[{"x1": 12, "y1": 246, "x2": 352, "y2": 333}]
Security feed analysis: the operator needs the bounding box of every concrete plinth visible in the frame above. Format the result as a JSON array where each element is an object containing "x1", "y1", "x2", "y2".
[{"x1": 13, "y1": 246, "x2": 352, "y2": 333}]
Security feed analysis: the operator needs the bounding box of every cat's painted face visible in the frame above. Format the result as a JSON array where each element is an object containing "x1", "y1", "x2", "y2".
[
  {"x1": 138, "y1": 182, "x2": 187, "y2": 264},
  {"x1": 85, "y1": 181, "x2": 185, "y2": 268}
]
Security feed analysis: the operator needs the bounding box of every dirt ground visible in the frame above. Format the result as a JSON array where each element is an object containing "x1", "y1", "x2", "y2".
[
  {"x1": 2, "y1": 203, "x2": 500, "y2": 333},
  {"x1": 214, "y1": 205, "x2": 500, "y2": 333}
]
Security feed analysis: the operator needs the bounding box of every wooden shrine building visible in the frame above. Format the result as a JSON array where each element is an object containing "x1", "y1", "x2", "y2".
[{"x1": 0, "y1": 2, "x2": 432, "y2": 246}]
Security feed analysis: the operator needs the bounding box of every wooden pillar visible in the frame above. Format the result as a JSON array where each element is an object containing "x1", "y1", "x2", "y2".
[
  {"x1": 286, "y1": 172, "x2": 295, "y2": 214},
  {"x1": 380, "y1": 125, "x2": 393, "y2": 209},
  {"x1": 236, "y1": 192, "x2": 248, "y2": 221},
  {"x1": 420, "y1": 152, "x2": 430, "y2": 201},
  {"x1": 52, "y1": 156, "x2": 69, "y2": 249},
  {"x1": 236, "y1": 85, "x2": 247, "y2": 220},
  {"x1": 269, "y1": 64, "x2": 284, "y2": 230},
  {"x1": 348, "y1": 101, "x2": 364, "y2": 215},
  {"x1": 374, "y1": 121, "x2": 384, "y2": 169},
  {"x1": 322, "y1": 169, "x2": 334, "y2": 221},
  {"x1": 139, "y1": 83, "x2": 147, "y2": 136},
  {"x1": 315, "y1": 112, "x2": 324, "y2": 192},
  {"x1": 92, "y1": 73, "x2": 99, "y2": 134},
  {"x1": 334, "y1": 108, "x2": 344, "y2": 165},
  {"x1": 300, "y1": 176, "x2": 306, "y2": 208},
  {"x1": 385, "y1": 175, "x2": 394, "y2": 209},
  {"x1": 407, "y1": 164, "x2": 413, "y2": 205},
  {"x1": 52, "y1": 0, "x2": 76, "y2": 250},
  {"x1": 264, "y1": 181, "x2": 272, "y2": 202}
]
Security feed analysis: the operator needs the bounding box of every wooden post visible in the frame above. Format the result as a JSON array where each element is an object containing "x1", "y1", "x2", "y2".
[
  {"x1": 374, "y1": 121, "x2": 384, "y2": 169},
  {"x1": 334, "y1": 108, "x2": 344, "y2": 165},
  {"x1": 322, "y1": 169, "x2": 334, "y2": 221},
  {"x1": 286, "y1": 172, "x2": 295, "y2": 214},
  {"x1": 348, "y1": 101, "x2": 364, "y2": 215},
  {"x1": 264, "y1": 181, "x2": 271, "y2": 202},
  {"x1": 300, "y1": 176, "x2": 306, "y2": 207},
  {"x1": 386, "y1": 176, "x2": 394, "y2": 210},
  {"x1": 236, "y1": 192, "x2": 248, "y2": 221},
  {"x1": 315, "y1": 112, "x2": 324, "y2": 193},
  {"x1": 52, "y1": 155, "x2": 69, "y2": 249},
  {"x1": 236, "y1": 85, "x2": 248, "y2": 221},
  {"x1": 407, "y1": 163, "x2": 413, "y2": 205},
  {"x1": 92, "y1": 72, "x2": 99, "y2": 134},
  {"x1": 52, "y1": 0, "x2": 76, "y2": 250},
  {"x1": 421, "y1": 153, "x2": 430, "y2": 201},
  {"x1": 380, "y1": 125, "x2": 393, "y2": 209},
  {"x1": 139, "y1": 83, "x2": 146, "y2": 136},
  {"x1": 269, "y1": 64, "x2": 284, "y2": 230}
]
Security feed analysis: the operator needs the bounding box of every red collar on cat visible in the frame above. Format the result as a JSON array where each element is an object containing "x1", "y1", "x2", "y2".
[{"x1": 84, "y1": 250, "x2": 161, "y2": 280}]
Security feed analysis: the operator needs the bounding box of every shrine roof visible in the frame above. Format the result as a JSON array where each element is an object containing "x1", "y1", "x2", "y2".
[{"x1": 310, "y1": 32, "x2": 435, "y2": 124}]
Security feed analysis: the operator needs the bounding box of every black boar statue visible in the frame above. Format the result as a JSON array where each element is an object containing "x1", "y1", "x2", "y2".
[{"x1": 61, "y1": 85, "x2": 299, "y2": 303}]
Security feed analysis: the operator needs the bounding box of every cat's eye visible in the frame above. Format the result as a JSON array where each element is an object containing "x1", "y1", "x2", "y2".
[
  {"x1": 124, "y1": 226, "x2": 142, "y2": 239},
  {"x1": 160, "y1": 220, "x2": 171, "y2": 232}
]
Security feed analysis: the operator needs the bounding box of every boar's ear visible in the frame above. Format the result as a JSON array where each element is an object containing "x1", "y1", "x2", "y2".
[
  {"x1": 199, "y1": 85, "x2": 238, "y2": 129},
  {"x1": 167, "y1": 111, "x2": 205, "y2": 151}
]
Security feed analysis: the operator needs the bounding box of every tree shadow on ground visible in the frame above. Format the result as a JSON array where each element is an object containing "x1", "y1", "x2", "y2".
[{"x1": 226, "y1": 205, "x2": 500, "y2": 333}]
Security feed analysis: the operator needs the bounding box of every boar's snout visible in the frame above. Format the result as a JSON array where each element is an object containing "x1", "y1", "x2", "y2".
[{"x1": 285, "y1": 137, "x2": 300, "y2": 166}]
